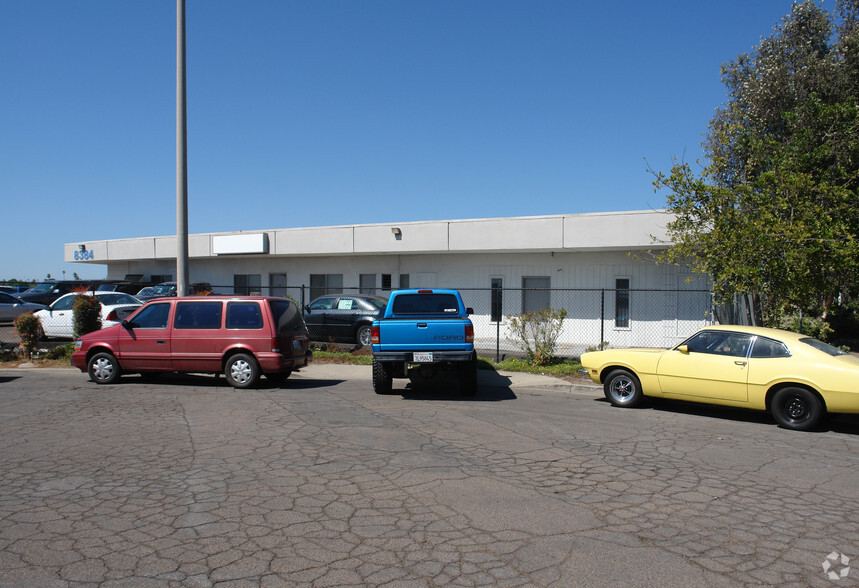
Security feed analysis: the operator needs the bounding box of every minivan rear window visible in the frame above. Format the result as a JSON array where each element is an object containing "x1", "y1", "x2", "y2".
[
  {"x1": 270, "y1": 299, "x2": 303, "y2": 333},
  {"x1": 226, "y1": 301, "x2": 263, "y2": 329},
  {"x1": 174, "y1": 301, "x2": 223, "y2": 329}
]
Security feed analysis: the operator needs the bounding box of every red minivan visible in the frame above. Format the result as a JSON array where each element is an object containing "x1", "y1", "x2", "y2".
[{"x1": 72, "y1": 296, "x2": 312, "y2": 388}]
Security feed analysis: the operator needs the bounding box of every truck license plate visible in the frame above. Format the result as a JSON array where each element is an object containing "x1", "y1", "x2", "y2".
[{"x1": 413, "y1": 352, "x2": 433, "y2": 363}]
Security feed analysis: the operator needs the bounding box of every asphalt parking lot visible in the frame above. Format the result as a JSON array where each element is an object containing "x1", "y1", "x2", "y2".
[{"x1": 0, "y1": 365, "x2": 857, "y2": 587}]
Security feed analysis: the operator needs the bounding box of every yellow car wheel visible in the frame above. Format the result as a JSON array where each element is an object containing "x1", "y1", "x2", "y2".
[
  {"x1": 604, "y1": 369, "x2": 643, "y2": 408},
  {"x1": 771, "y1": 387, "x2": 823, "y2": 431}
]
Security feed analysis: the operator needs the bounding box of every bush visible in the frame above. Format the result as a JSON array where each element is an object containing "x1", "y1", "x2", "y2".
[
  {"x1": 14, "y1": 312, "x2": 43, "y2": 358},
  {"x1": 73, "y1": 295, "x2": 102, "y2": 339},
  {"x1": 46, "y1": 343, "x2": 75, "y2": 361},
  {"x1": 506, "y1": 307, "x2": 568, "y2": 366},
  {"x1": 777, "y1": 313, "x2": 833, "y2": 341}
]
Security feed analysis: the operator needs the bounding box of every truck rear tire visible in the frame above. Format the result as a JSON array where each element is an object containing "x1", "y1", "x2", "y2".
[{"x1": 373, "y1": 359, "x2": 394, "y2": 395}]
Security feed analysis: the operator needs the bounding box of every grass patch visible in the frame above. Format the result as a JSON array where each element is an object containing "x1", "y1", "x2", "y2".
[
  {"x1": 479, "y1": 356, "x2": 583, "y2": 378},
  {"x1": 310, "y1": 347, "x2": 583, "y2": 378},
  {"x1": 311, "y1": 349, "x2": 374, "y2": 365}
]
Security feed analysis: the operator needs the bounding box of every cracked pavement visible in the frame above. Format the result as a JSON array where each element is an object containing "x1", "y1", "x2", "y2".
[{"x1": 0, "y1": 366, "x2": 857, "y2": 586}]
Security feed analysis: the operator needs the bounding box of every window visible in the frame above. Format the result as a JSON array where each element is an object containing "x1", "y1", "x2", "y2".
[
  {"x1": 522, "y1": 277, "x2": 550, "y2": 313},
  {"x1": 308, "y1": 297, "x2": 336, "y2": 311},
  {"x1": 234, "y1": 274, "x2": 261, "y2": 296},
  {"x1": 129, "y1": 303, "x2": 170, "y2": 329},
  {"x1": 381, "y1": 274, "x2": 392, "y2": 290},
  {"x1": 392, "y1": 293, "x2": 460, "y2": 315},
  {"x1": 226, "y1": 302, "x2": 263, "y2": 329},
  {"x1": 491, "y1": 277, "x2": 503, "y2": 322},
  {"x1": 399, "y1": 274, "x2": 410, "y2": 289},
  {"x1": 615, "y1": 278, "x2": 630, "y2": 328},
  {"x1": 800, "y1": 337, "x2": 849, "y2": 356},
  {"x1": 174, "y1": 301, "x2": 223, "y2": 329},
  {"x1": 360, "y1": 274, "x2": 376, "y2": 295},
  {"x1": 310, "y1": 274, "x2": 343, "y2": 301},
  {"x1": 51, "y1": 295, "x2": 77, "y2": 311},
  {"x1": 750, "y1": 337, "x2": 791, "y2": 358},
  {"x1": 270, "y1": 273, "x2": 287, "y2": 298},
  {"x1": 682, "y1": 330, "x2": 754, "y2": 358}
]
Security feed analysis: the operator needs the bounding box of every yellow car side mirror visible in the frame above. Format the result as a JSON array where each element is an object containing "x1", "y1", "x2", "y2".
[{"x1": 677, "y1": 344, "x2": 690, "y2": 354}]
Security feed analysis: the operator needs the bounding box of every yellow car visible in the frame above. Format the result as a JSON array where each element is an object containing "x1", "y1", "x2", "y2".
[{"x1": 580, "y1": 325, "x2": 859, "y2": 431}]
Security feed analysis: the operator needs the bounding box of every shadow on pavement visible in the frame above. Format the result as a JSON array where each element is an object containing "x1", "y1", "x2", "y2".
[
  {"x1": 118, "y1": 372, "x2": 344, "y2": 390},
  {"x1": 399, "y1": 369, "x2": 516, "y2": 402},
  {"x1": 593, "y1": 396, "x2": 859, "y2": 435}
]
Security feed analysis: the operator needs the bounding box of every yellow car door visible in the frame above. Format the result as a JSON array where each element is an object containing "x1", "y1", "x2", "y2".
[{"x1": 657, "y1": 331, "x2": 754, "y2": 402}]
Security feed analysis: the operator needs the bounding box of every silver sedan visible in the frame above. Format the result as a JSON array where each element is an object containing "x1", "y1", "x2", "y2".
[{"x1": 0, "y1": 291, "x2": 46, "y2": 323}]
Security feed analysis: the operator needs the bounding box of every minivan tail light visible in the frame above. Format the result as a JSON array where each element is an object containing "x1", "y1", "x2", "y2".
[
  {"x1": 465, "y1": 323, "x2": 474, "y2": 343},
  {"x1": 271, "y1": 337, "x2": 280, "y2": 353},
  {"x1": 371, "y1": 324, "x2": 380, "y2": 344}
]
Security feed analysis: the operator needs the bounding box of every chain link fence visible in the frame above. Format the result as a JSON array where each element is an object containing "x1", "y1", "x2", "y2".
[{"x1": 1, "y1": 284, "x2": 715, "y2": 359}]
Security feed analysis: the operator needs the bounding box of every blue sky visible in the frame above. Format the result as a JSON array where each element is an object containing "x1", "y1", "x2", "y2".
[{"x1": 2, "y1": 0, "x2": 800, "y2": 281}]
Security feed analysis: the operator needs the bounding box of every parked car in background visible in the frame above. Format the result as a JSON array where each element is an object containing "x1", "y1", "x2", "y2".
[
  {"x1": 135, "y1": 282, "x2": 213, "y2": 300},
  {"x1": 304, "y1": 294, "x2": 387, "y2": 346},
  {"x1": 581, "y1": 325, "x2": 859, "y2": 431},
  {"x1": 0, "y1": 285, "x2": 30, "y2": 295},
  {"x1": 17, "y1": 280, "x2": 101, "y2": 306},
  {"x1": 0, "y1": 291, "x2": 46, "y2": 323},
  {"x1": 34, "y1": 292, "x2": 143, "y2": 339},
  {"x1": 97, "y1": 281, "x2": 154, "y2": 295},
  {"x1": 71, "y1": 296, "x2": 312, "y2": 388}
]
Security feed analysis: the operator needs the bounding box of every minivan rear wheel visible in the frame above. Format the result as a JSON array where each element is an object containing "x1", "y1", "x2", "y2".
[{"x1": 225, "y1": 353, "x2": 260, "y2": 389}]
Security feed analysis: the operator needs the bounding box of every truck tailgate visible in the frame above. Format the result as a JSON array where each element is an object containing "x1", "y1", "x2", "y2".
[{"x1": 378, "y1": 318, "x2": 472, "y2": 351}]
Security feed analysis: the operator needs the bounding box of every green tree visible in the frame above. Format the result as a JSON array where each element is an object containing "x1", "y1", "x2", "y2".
[{"x1": 653, "y1": 0, "x2": 859, "y2": 325}]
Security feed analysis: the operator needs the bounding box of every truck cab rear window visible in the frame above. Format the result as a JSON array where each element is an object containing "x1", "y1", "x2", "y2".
[{"x1": 391, "y1": 293, "x2": 460, "y2": 315}]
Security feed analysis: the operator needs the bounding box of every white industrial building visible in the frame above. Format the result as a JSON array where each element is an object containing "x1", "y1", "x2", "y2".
[{"x1": 66, "y1": 209, "x2": 713, "y2": 353}]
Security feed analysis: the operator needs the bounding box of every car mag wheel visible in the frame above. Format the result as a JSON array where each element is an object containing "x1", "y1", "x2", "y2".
[
  {"x1": 356, "y1": 325, "x2": 372, "y2": 346},
  {"x1": 88, "y1": 352, "x2": 121, "y2": 385},
  {"x1": 771, "y1": 387, "x2": 823, "y2": 431},
  {"x1": 372, "y1": 359, "x2": 393, "y2": 394},
  {"x1": 225, "y1": 353, "x2": 260, "y2": 389},
  {"x1": 604, "y1": 369, "x2": 643, "y2": 407}
]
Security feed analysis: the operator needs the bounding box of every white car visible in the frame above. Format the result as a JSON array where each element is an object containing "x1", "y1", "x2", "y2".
[{"x1": 35, "y1": 292, "x2": 143, "y2": 339}]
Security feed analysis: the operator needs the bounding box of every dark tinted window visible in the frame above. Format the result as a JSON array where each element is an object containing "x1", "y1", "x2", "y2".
[
  {"x1": 308, "y1": 297, "x2": 336, "y2": 311},
  {"x1": 96, "y1": 293, "x2": 139, "y2": 305},
  {"x1": 750, "y1": 337, "x2": 791, "y2": 358},
  {"x1": 226, "y1": 302, "x2": 263, "y2": 330},
  {"x1": 174, "y1": 301, "x2": 222, "y2": 329},
  {"x1": 129, "y1": 303, "x2": 170, "y2": 329},
  {"x1": 51, "y1": 295, "x2": 78, "y2": 311},
  {"x1": 392, "y1": 293, "x2": 460, "y2": 315},
  {"x1": 270, "y1": 299, "x2": 304, "y2": 333},
  {"x1": 801, "y1": 337, "x2": 849, "y2": 356}
]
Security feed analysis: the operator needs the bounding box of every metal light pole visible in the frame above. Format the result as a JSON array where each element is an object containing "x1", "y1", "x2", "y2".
[{"x1": 176, "y1": 0, "x2": 190, "y2": 297}]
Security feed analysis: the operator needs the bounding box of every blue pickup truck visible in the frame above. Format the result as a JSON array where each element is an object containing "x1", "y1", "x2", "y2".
[{"x1": 370, "y1": 289, "x2": 478, "y2": 396}]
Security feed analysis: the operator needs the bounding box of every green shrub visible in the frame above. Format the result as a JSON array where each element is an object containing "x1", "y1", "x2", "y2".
[
  {"x1": 73, "y1": 295, "x2": 102, "y2": 339},
  {"x1": 14, "y1": 312, "x2": 43, "y2": 358},
  {"x1": 46, "y1": 343, "x2": 75, "y2": 361},
  {"x1": 777, "y1": 313, "x2": 833, "y2": 341},
  {"x1": 506, "y1": 307, "x2": 568, "y2": 366}
]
